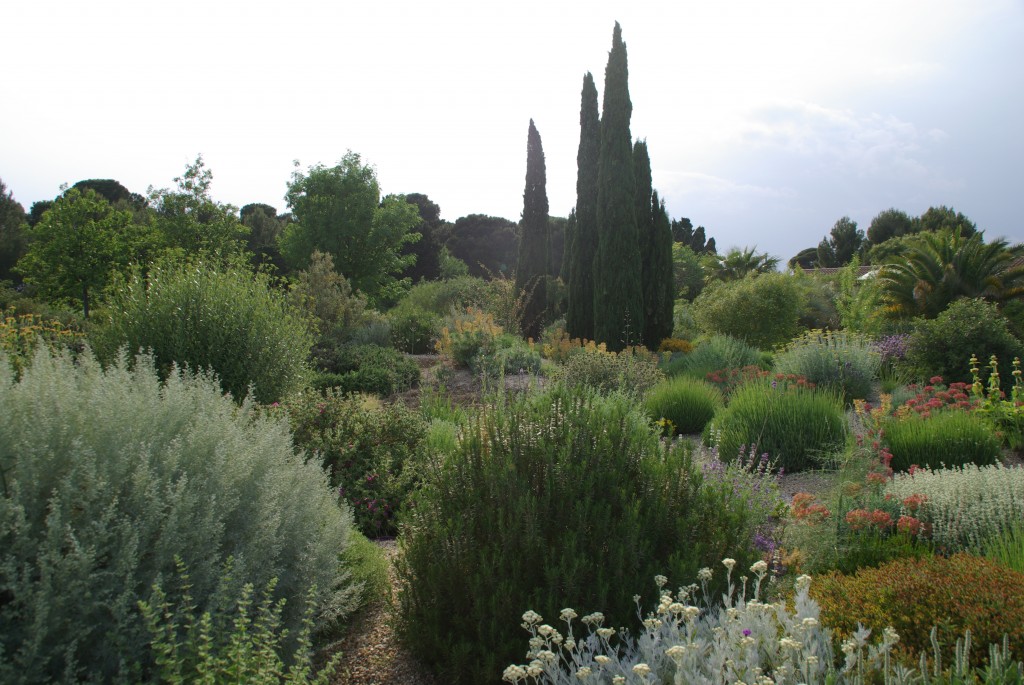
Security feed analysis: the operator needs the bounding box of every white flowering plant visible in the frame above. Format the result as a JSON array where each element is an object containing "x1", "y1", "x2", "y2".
[{"x1": 502, "y1": 560, "x2": 1020, "y2": 685}]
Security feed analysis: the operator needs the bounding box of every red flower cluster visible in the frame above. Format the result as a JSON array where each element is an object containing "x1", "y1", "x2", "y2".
[
  {"x1": 791, "y1": 492, "x2": 831, "y2": 522},
  {"x1": 845, "y1": 508, "x2": 893, "y2": 531}
]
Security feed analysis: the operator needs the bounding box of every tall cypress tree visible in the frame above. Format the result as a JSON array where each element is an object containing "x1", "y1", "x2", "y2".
[
  {"x1": 649, "y1": 191, "x2": 675, "y2": 345},
  {"x1": 634, "y1": 140, "x2": 659, "y2": 348},
  {"x1": 516, "y1": 119, "x2": 549, "y2": 339},
  {"x1": 566, "y1": 72, "x2": 600, "y2": 341},
  {"x1": 594, "y1": 22, "x2": 643, "y2": 350}
]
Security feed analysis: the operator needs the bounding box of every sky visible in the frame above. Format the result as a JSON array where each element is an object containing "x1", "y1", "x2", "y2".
[{"x1": 4, "y1": 0, "x2": 1023, "y2": 263}]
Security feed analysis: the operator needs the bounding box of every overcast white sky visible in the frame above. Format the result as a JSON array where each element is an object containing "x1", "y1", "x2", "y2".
[{"x1": 4, "y1": 0, "x2": 1022, "y2": 262}]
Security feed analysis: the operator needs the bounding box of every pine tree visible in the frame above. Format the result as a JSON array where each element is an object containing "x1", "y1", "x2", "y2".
[
  {"x1": 516, "y1": 119, "x2": 549, "y2": 339},
  {"x1": 593, "y1": 22, "x2": 644, "y2": 350},
  {"x1": 566, "y1": 72, "x2": 600, "y2": 341}
]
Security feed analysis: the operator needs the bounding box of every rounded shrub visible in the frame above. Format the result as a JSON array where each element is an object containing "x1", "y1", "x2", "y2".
[
  {"x1": 812, "y1": 553, "x2": 1024, "y2": 668},
  {"x1": 773, "y1": 329, "x2": 880, "y2": 404},
  {"x1": 882, "y1": 410, "x2": 1001, "y2": 472},
  {"x1": 0, "y1": 348, "x2": 358, "y2": 683},
  {"x1": 692, "y1": 273, "x2": 807, "y2": 349},
  {"x1": 387, "y1": 304, "x2": 440, "y2": 353},
  {"x1": 662, "y1": 333, "x2": 764, "y2": 379},
  {"x1": 555, "y1": 345, "x2": 664, "y2": 396},
  {"x1": 284, "y1": 390, "x2": 427, "y2": 538},
  {"x1": 397, "y1": 384, "x2": 777, "y2": 685},
  {"x1": 645, "y1": 375, "x2": 724, "y2": 434},
  {"x1": 704, "y1": 380, "x2": 847, "y2": 473},
  {"x1": 904, "y1": 297, "x2": 1024, "y2": 393},
  {"x1": 310, "y1": 342, "x2": 419, "y2": 396},
  {"x1": 95, "y1": 259, "x2": 313, "y2": 404}
]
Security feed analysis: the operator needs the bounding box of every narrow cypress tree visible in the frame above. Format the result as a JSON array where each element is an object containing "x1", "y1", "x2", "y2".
[
  {"x1": 566, "y1": 72, "x2": 600, "y2": 341},
  {"x1": 650, "y1": 191, "x2": 675, "y2": 345},
  {"x1": 594, "y1": 22, "x2": 644, "y2": 350},
  {"x1": 634, "y1": 140, "x2": 659, "y2": 348},
  {"x1": 516, "y1": 119, "x2": 549, "y2": 339}
]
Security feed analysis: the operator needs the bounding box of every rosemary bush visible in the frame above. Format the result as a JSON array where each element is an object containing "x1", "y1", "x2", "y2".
[
  {"x1": 397, "y1": 384, "x2": 775, "y2": 685},
  {"x1": 704, "y1": 380, "x2": 848, "y2": 473},
  {"x1": 773, "y1": 329, "x2": 880, "y2": 404},
  {"x1": 881, "y1": 410, "x2": 1001, "y2": 472},
  {"x1": 645, "y1": 375, "x2": 723, "y2": 435},
  {"x1": 0, "y1": 349, "x2": 358, "y2": 683}
]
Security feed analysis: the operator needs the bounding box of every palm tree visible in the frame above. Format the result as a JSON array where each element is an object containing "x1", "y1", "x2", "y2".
[
  {"x1": 703, "y1": 246, "x2": 780, "y2": 283},
  {"x1": 876, "y1": 228, "x2": 1024, "y2": 318}
]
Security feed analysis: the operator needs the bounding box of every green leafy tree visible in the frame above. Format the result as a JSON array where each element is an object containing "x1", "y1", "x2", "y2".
[
  {"x1": 516, "y1": 119, "x2": 550, "y2": 339},
  {"x1": 816, "y1": 216, "x2": 864, "y2": 267},
  {"x1": 566, "y1": 72, "x2": 601, "y2": 341},
  {"x1": 240, "y1": 202, "x2": 288, "y2": 271},
  {"x1": 594, "y1": 23, "x2": 644, "y2": 350},
  {"x1": 704, "y1": 246, "x2": 779, "y2": 283},
  {"x1": 16, "y1": 187, "x2": 138, "y2": 317},
  {"x1": 443, "y1": 214, "x2": 519, "y2": 278},
  {"x1": 877, "y1": 228, "x2": 1024, "y2": 319},
  {"x1": 788, "y1": 246, "x2": 820, "y2": 270},
  {"x1": 26, "y1": 200, "x2": 53, "y2": 227},
  {"x1": 0, "y1": 179, "x2": 28, "y2": 284},
  {"x1": 672, "y1": 242, "x2": 705, "y2": 301},
  {"x1": 867, "y1": 207, "x2": 914, "y2": 246},
  {"x1": 400, "y1": 193, "x2": 445, "y2": 283},
  {"x1": 914, "y1": 205, "x2": 977, "y2": 237},
  {"x1": 280, "y1": 152, "x2": 421, "y2": 303},
  {"x1": 149, "y1": 155, "x2": 249, "y2": 260}
]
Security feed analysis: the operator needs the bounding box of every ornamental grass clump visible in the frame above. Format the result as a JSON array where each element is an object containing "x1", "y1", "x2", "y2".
[
  {"x1": 704, "y1": 380, "x2": 847, "y2": 473},
  {"x1": 504, "y1": 563, "x2": 920, "y2": 685},
  {"x1": 885, "y1": 463, "x2": 1024, "y2": 554},
  {"x1": 663, "y1": 334, "x2": 764, "y2": 380},
  {"x1": 0, "y1": 348, "x2": 359, "y2": 683},
  {"x1": 645, "y1": 375, "x2": 723, "y2": 435},
  {"x1": 881, "y1": 410, "x2": 1001, "y2": 472},
  {"x1": 773, "y1": 329, "x2": 880, "y2": 405},
  {"x1": 397, "y1": 384, "x2": 776, "y2": 685}
]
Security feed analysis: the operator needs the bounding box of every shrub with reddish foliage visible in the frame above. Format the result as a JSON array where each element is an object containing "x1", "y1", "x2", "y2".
[
  {"x1": 812, "y1": 553, "x2": 1024, "y2": 668},
  {"x1": 705, "y1": 365, "x2": 814, "y2": 400}
]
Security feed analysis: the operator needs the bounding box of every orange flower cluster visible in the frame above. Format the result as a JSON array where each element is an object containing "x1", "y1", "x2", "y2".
[{"x1": 791, "y1": 492, "x2": 831, "y2": 522}]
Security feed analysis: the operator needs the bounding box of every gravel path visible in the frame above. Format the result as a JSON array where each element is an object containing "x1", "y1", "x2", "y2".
[{"x1": 328, "y1": 541, "x2": 437, "y2": 685}]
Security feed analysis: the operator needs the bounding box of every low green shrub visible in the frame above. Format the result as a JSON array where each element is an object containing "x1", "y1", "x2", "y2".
[
  {"x1": 812, "y1": 554, "x2": 1024, "y2": 669},
  {"x1": 283, "y1": 390, "x2": 426, "y2": 537},
  {"x1": 904, "y1": 298, "x2": 1024, "y2": 393},
  {"x1": 400, "y1": 275, "x2": 489, "y2": 315},
  {"x1": 397, "y1": 384, "x2": 777, "y2": 685},
  {"x1": 704, "y1": 380, "x2": 847, "y2": 473},
  {"x1": 663, "y1": 333, "x2": 764, "y2": 379},
  {"x1": 882, "y1": 410, "x2": 1001, "y2": 472},
  {"x1": 773, "y1": 329, "x2": 880, "y2": 404},
  {"x1": 0, "y1": 349, "x2": 358, "y2": 683},
  {"x1": 645, "y1": 375, "x2": 723, "y2": 434},
  {"x1": 341, "y1": 532, "x2": 392, "y2": 609},
  {"x1": 139, "y1": 559, "x2": 340, "y2": 684},
  {"x1": 95, "y1": 259, "x2": 313, "y2": 404},
  {"x1": 692, "y1": 272, "x2": 807, "y2": 349},
  {"x1": 387, "y1": 304, "x2": 440, "y2": 353},
  {"x1": 554, "y1": 345, "x2": 664, "y2": 396},
  {"x1": 885, "y1": 463, "x2": 1024, "y2": 554},
  {"x1": 469, "y1": 334, "x2": 543, "y2": 379},
  {"x1": 310, "y1": 342, "x2": 419, "y2": 396}
]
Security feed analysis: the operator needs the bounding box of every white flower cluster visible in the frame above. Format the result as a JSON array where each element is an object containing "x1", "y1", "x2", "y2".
[{"x1": 502, "y1": 562, "x2": 909, "y2": 685}]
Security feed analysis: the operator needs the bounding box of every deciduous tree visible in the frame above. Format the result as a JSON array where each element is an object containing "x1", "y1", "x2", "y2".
[{"x1": 280, "y1": 152, "x2": 420, "y2": 303}]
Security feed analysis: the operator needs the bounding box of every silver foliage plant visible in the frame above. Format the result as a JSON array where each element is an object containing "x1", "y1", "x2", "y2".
[
  {"x1": 0, "y1": 348, "x2": 360, "y2": 683},
  {"x1": 503, "y1": 560, "x2": 1020, "y2": 685}
]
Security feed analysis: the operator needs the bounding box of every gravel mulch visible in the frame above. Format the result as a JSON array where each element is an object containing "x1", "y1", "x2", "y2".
[{"x1": 328, "y1": 541, "x2": 437, "y2": 685}]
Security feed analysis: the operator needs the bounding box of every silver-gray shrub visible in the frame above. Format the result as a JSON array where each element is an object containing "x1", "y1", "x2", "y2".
[
  {"x1": 0, "y1": 348, "x2": 359, "y2": 683},
  {"x1": 773, "y1": 329, "x2": 881, "y2": 404},
  {"x1": 885, "y1": 463, "x2": 1024, "y2": 553}
]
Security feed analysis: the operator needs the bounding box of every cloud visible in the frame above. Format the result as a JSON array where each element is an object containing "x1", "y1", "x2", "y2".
[{"x1": 738, "y1": 101, "x2": 949, "y2": 182}]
